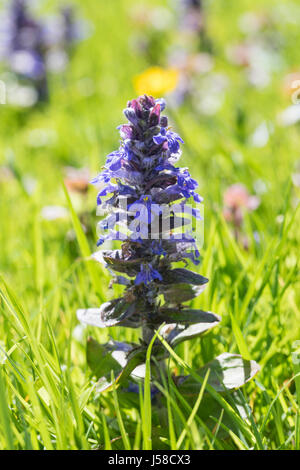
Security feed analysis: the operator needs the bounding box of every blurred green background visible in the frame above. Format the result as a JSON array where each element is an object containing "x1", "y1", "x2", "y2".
[{"x1": 0, "y1": 0, "x2": 300, "y2": 450}]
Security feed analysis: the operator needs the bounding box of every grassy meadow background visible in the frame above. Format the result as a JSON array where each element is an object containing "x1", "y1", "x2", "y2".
[{"x1": 0, "y1": 0, "x2": 300, "y2": 450}]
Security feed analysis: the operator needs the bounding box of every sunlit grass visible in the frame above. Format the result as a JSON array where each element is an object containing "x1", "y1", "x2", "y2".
[{"x1": 0, "y1": 0, "x2": 300, "y2": 450}]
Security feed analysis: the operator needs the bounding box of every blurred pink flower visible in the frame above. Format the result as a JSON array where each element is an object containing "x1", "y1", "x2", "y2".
[
  {"x1": 223, "y1": 183, "x2": 260, "y2": 227},
  {"x1": 64, "y1": 166, "x2": 90, "y2": 195},
  {"x1": 0, "y1": 166, "x2": 13, "y2": 182}
]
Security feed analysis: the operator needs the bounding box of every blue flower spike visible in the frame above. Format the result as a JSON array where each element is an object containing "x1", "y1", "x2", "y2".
[{"x1": 77, "y1": 95, "x2": 260, "y2": 396}]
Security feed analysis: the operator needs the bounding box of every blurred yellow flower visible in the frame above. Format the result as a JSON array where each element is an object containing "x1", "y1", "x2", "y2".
[{"x1": 133, "y1": 66, "x2": 179, "y2": 97}]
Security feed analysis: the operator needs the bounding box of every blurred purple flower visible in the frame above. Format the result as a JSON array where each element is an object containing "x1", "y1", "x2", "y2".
[{"x1": 0, "y1": 0, "x2": 88, "y2": 105}]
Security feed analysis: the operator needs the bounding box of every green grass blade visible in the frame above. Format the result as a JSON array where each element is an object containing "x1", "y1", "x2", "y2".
[
  {"x1": 156, "y1": 330, "x2": 255, "y2": 444},
  {"x1": 62, "y1": 182, "x2": 107, "y2": 297},
  {"x1": 0, "y1": 368, "x2": 15, "y2": 450},
  {"x1": 176, "y1": 368, "x2": 210, "y2": 449},
  {"x1": 143, "y1": 327, "x2": 162, "y2": 450},
  {"x1": 112, "y1": 371, "x2": 131, "y2": 450},
  {"x1": 101, "y1": 412, "x2": 112, "y2": 450},
  {"x1": 230, "y1": 310, "x2": 251, "y2": 360}
]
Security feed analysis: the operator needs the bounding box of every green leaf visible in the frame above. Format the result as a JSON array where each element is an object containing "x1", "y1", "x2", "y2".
[
  {"x1": 86, "y1": 337, "x2": 146, "y2": 392},
  {"x1": 158, "y1": 268, "x2": 208, "y2": 302},
  {"x1": 159, "y1": 308, "x2": 221, "y2": 325},
  {"x1": 77, "y1": 294, "x2": 145, "y2": 328},
  {"x1": 159, "y1": 283, "x2": 206, "y2": 303},
  {"x1": 160, "y1": 311, "x2": 221, "y2": 348},
  {"x1": 176, "y1": 353, "x2": 260, "y2": 395},
  {"x1": 95, "y1": 249, "x2": 143, "y2": 276},
  {"x1": 77, "y1": 297, "x2": 137, "y2": 328},
  {"x1": 161, "y1": 268, "x2": 208, "y2": 286}
]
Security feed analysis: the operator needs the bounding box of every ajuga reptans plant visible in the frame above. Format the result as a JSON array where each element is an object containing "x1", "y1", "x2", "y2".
[{"x1": 77, "y1": 95, "x2": 259, "y2": 395}]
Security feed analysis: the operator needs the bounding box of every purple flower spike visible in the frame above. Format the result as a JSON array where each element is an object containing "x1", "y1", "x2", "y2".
[
  {"x1": 79, "y1": 96, "x2": 219, "y2": 393},
  {"x1": 78, "y1": 95, "x2": 260, "y2": 398},
  {"x1": 92, "y1": 94, "x2": 202, "y2": 258}
]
